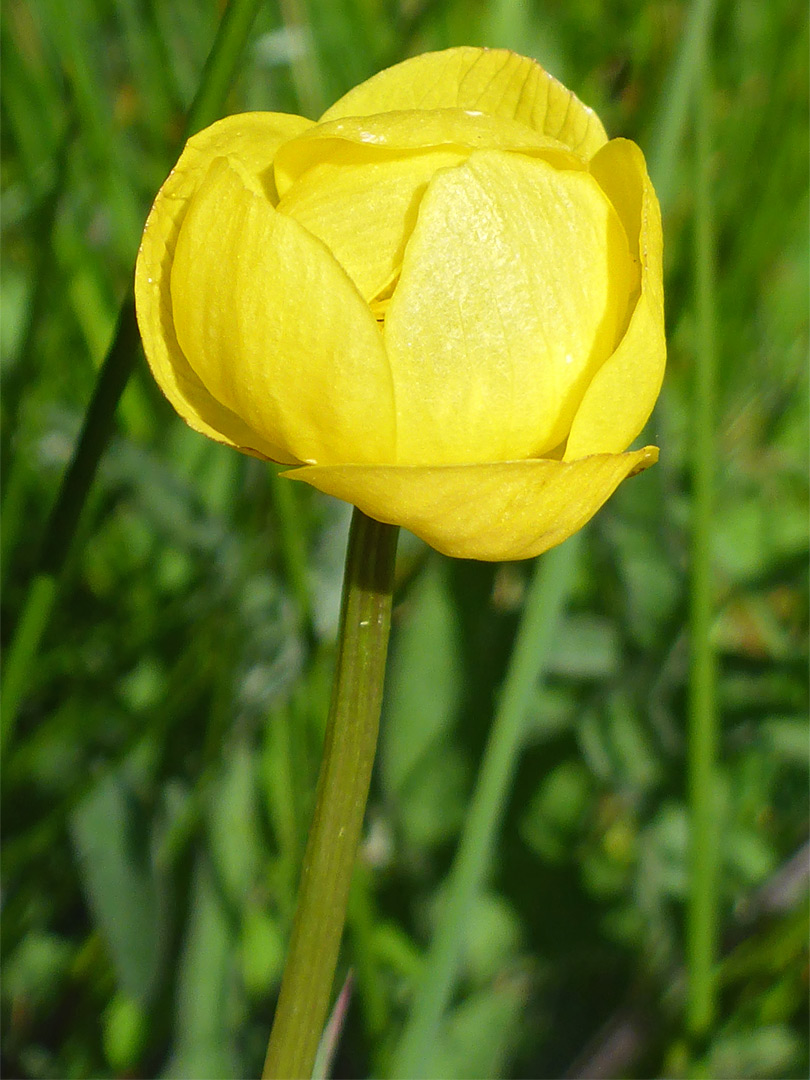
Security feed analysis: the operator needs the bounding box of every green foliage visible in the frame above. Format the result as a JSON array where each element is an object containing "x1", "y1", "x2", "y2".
[{"x1": 2, "y1": 0, "x2": 807, "y2": 1077}]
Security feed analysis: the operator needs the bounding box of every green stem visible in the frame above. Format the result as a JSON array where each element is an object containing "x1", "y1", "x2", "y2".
[
  {"x1": 263, "y1": 508, "x2": 399, "y2": 1080},
  {"x1": 390, "y1": 534, "x2": 581, "y2": 1079},
  {"x1": 686, "y1": 37, "x2": 719, "y2": 1056},
  {"x1": 0, "y1": 0, "x2": 265, "y2": 748}
]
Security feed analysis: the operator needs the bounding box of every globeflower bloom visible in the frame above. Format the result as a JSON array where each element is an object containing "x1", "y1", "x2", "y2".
[{"x1": 136, "y1": 47, "x2": 665, "y2": 560}]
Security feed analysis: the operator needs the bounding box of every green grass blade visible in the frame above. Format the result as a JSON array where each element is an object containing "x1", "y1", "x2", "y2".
[
  {"x1": 0, "y1": 574, "x2": 58, "y2": 754},
  {"x1": 268, "y1": 466, "x2": 315, "y2": 641},
  {"x1": 686, "y1": 24, "x2": 720, "y2": 1064},
  {"x1": 183, "y1": 0, "x2": 266, "y2": 137},
  {"x1": 1, "y1": 292, "x2": 138, "y2": 754},
  {"x1": 70, "y1": 770, "x2": 164, "y2": 1004},
  {"x1": 647, "y1": 0, "x2": 719, "y2": 210},
  {"x1": 1, "y1": 0, "x2": 267, "y2": 750},
  {"x1": 36, "y1": 294, "x2": 142, "y2": 578},
  {"x1": 389, "y1": 533, "x2": 582, "y2": 1079},
  {"x1": 48, "y1": 0, "x2": 143, "y2": 256}
]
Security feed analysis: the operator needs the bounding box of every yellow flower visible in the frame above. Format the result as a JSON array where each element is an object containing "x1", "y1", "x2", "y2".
[{"x1": 135, "y1": 47, "x2": 665, "y2": 561}]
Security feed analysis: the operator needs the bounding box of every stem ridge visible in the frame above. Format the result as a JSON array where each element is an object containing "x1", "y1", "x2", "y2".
[{"x1": 263, "y1": 509, "x2": 399, "y2": 1080}]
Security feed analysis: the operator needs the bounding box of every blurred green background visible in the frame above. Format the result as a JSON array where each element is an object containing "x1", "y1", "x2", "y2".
[{"x1": 2, "y1": 0, "x2": 808, "y2": 1077}]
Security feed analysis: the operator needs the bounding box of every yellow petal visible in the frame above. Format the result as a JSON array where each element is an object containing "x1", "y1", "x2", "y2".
[
  {"x1": 135, "y1": 112, "x2": 314, "y2": 459},
  {"x1": 564, "y1": 139, "x2": 666, "y2": 459},
  {"x1": 278, "y1": 148, "x2": 464, "y2": 303},
  {"x1": 274, "y1": 109, "x2": 581, "y2": 194},
  {"x1": 285, "y1": 447, "x2": 659, "y2": 561},
  {"x1": 275, "y1": 109, "x2": 583, "y2": 303},
  {"x1": 319, "y1": 47, "x2": 607, "y2": 160},
  {"x1": 384, "y1": 150, "x2": 637, "y2": 464},
  {"x1": 170, "y1": 157, "x2": 396, "y2": 466}
]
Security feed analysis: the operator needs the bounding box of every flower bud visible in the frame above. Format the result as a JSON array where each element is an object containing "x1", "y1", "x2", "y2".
[{"x1": 136, "y1": 47, "x2": 665, "y2": 560}]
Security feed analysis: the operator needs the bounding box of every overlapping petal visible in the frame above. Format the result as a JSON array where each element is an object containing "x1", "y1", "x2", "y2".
[
  {"x1": 287, "y1": 447, "x2": 658, "y2": 561},
  {"x1": 319, "y1": 47, "x2": 608, "y2": 160},
  {"x1": 277, "y1": 148, "x2": 464, "y2": 303},
  {"x1": 135, "y1": 112, "x2": 314, "y2": 459},
  {"x1": 168, "y1": 157, "x2": 396, "y2": 467},
  {"x1": 385, "y1": 150, "x2": 637, "y2": 464},
  {"x1": 564, "y1": 139, "x2": 666, "y2": 459},
  {"x1": 275, "y1": 109, "x2": 585, "y2": 303},
  {"x1": 274, "y1": 109, "x2": 582, "y2": 195}
]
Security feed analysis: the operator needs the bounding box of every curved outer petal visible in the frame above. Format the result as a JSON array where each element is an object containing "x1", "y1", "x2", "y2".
[
  {"x1": 135, "y1": 112, "x2": 314, "y2": 460},
  {"x1": 319, "y1": 47, "x2": 607, "y2": 160},
  {"x1": 169, "y1": 158, "x2": 397, "y2": 467},
  {"x1": 564, "y1": 139, "x2": 666, "y2": 459},
  {"x1": 385, "y1": 150, "x2": 637, "y2": 464},
  {"x1": 286, "y1": 447, "x2": 658, "y2": 561},
  {"x1": 275, "y1": 110, "x2": 585, "y2": 303}
]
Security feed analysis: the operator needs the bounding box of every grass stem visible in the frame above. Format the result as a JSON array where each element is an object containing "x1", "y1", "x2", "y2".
[{"x1": 686, "y1": 36, "x2": 720, "y2": 1057}]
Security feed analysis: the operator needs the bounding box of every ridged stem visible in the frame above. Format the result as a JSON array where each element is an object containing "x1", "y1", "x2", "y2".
[{"x1": 263, "y1": 508, "x2": 399, "y2": 1080}]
